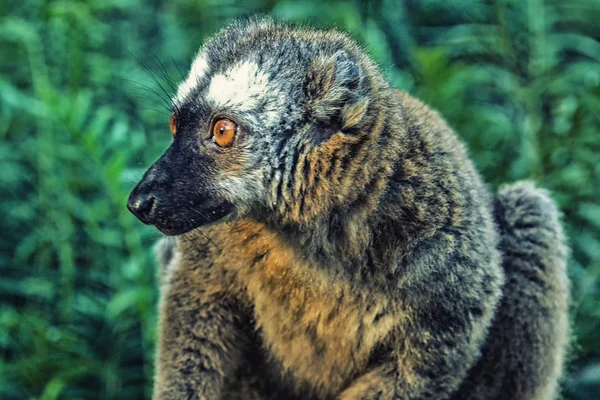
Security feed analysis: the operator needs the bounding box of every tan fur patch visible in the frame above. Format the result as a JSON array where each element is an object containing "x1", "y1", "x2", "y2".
[{"x1": 180, "y1": 219, "x2": 408, "y2": 395}]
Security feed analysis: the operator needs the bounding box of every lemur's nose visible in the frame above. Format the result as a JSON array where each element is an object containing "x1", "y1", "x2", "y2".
[{"x1": 127, "y1": 192, "x2": 157, "y2": 224}]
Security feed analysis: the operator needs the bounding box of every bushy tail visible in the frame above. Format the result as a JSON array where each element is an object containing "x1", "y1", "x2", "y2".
[
  {"x1": 495, "y1": 182, "x2": 570, "y2": 399},
  {"x1": 455, "y1": 182, "x2": 570, "y2": 400},
  {"x1": 494, "y1": 181, "x2": 569, "y2": 276}
]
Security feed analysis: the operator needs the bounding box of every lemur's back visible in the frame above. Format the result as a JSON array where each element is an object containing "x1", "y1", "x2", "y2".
[{"x1": 454, "y1": 182, "x2": 570, "y2": 400}]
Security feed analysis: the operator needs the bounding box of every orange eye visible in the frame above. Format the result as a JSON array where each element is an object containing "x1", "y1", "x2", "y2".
[
  {"x1": 213, "y1": 119, "x2": 237, "y2": 147},
  {"x1": 169, "y1": 113, "x2": 177, "y2": 135}
]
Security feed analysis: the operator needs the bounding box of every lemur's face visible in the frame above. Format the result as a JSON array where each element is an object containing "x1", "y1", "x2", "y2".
[{"x1": 128, "y1": 20, "x2": 374, "y2": 235}]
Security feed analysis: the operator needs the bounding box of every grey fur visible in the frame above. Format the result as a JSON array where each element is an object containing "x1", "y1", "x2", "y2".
[
  {"x1": 453, "y1": 182, "x2": 570, "y2": 400},
  {"x1": 132, "y1": 18, "x2": 570, "y2": 400}
]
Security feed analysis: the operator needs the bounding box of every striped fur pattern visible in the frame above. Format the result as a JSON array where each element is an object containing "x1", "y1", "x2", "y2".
[{"x1": 133, "y1": 18, "x2": 570, "y2": 400}]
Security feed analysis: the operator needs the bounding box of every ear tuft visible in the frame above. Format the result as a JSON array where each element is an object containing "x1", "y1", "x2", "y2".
[
  {"x1": 305, "y1": 51, "x2": 367, "y2": 128},
  {"x1": 332, "y1": 51, "x2": 361, "y2": 90},
  {"x1": 341, "y1": 98, "x2": 370, "y2": 130}
]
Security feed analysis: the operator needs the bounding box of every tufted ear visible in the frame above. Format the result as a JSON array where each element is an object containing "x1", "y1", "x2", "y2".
[{"x1": 305, "y1": 51, "x2": 369, "y2": 130}]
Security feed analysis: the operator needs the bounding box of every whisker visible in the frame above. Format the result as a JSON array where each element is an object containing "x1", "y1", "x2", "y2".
[
  {"x1": 151, "y1": 53, "x2": 179, "y2": 93},
  {"x1": 188, "y1": 207, "x2": 224, "y2": 255},
  {"x1": 130, "y1": 51, "x2": 175, "y2": 112},
  {"x1": 198, "y1": 228, "x2": 224, "y2": 256},
  {"x1": 121, "y1": 77, "x2": 171, "y2": 100},
  {"x1": 172, "y1": 57, "x2": 186, "y2": 81},
  {"x1": 148, "y1": 52, "x2": 184, "y2": 115},
  {"x1": 131, "y1": 92, "x2": 173, "y2": 111},
  {"x1": 120, "y1": 72, "x2": 173, "y2": 112},
  {"x1": 139, "y1": 107, "x2": 171, "y2": 116}
]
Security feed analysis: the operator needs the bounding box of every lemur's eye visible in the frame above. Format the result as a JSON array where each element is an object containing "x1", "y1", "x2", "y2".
[
  {"x1": 169, "y1": 113, "x2": 177, "y2": 135},
  {"x1": 213, "y1": 119, "x2": 237, "y2": 147}
]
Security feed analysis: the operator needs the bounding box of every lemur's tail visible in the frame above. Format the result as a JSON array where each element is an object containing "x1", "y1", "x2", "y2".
[{"x1": 455, "y1": 182, "x2": 570, "y2": 400}]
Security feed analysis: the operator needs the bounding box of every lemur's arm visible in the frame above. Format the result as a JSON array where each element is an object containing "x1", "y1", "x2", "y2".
[
  {"x1": 153, "y1": 243, "x2": 248, "y2": 400},
  {"x1": 340, "y1": 299, "x2": 485, "y2": 400},
  {"x1": 340, "y1": 236, "x2": 500, "y2": 400}
]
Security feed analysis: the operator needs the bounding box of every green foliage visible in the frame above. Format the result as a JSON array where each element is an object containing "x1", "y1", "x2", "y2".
[{"x1": 1, "y1": 0, "x2": 598, "y2": 398}]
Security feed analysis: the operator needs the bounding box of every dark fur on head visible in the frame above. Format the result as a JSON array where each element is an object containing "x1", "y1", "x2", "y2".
[{"x1": 128, "y1": 18, "x2": 390, "y2": 233}]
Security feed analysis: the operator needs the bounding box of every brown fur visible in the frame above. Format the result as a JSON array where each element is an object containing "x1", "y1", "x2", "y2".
[{"x1": 128, "y1": 19, "x2": 570, "y2": 400}]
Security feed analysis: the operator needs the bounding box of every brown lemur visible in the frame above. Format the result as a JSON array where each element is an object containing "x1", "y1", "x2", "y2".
[{"x1": 128, "y1": 18, "x2": 570, "y2": 400}]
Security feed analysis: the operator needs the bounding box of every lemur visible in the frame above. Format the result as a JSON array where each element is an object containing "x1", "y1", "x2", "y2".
[{"x1": 128, "y1": 18, "x2": 570, "y2": 400}]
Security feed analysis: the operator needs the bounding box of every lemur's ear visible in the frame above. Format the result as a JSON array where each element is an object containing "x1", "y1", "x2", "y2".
[{"x1": 305, "y1": 51, "x2": 369, "y2": 130}]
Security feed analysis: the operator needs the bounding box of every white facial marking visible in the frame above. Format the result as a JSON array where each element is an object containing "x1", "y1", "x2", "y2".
[
  {"x1": 207, "y1": 61, "x2": 270, "y2": 111},
  {"x1": 176, "y1": 51, "x2": 208, "y2": 103}
]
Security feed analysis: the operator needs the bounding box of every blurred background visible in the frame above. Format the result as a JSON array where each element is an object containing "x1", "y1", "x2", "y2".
[{"x1": 1, "y1": 0, "x2": 599, "y2": 398}]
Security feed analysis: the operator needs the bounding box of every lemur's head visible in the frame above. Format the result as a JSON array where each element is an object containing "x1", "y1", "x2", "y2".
[{"x1": 128, "y1": 18, "x2": 388, "y2": 235}]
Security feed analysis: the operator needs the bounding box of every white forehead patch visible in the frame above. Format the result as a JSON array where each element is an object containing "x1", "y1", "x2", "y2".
[
  {"x1": 207, "y1": 61, "x2": 270, "y2": 111},
  {"x1": 175, "y1": 51, "x2": 209, "y2": 103}
]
